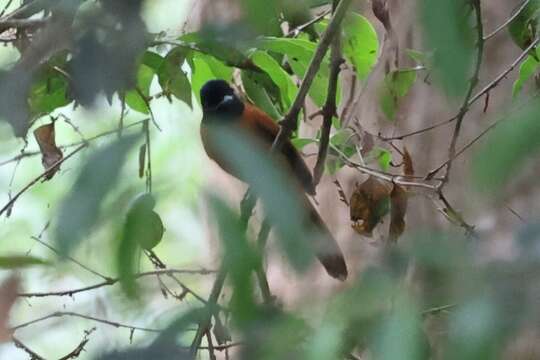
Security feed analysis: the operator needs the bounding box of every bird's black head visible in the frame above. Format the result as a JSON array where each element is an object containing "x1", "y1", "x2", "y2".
[{"x1": 200, "y1": 80, "x2": 244, "y2": 121}]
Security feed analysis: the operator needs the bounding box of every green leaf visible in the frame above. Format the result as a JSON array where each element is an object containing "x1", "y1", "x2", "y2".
[
  {"x1": 55, "y1": 134, "x2": 139, "y2": 256},
  {"x1": 209, "y1": 196, "x2": 259, "y2": 326},
  {"x1": 125, "y1": 64, "x2": 155, "y2": 114},
  {"x1": 291, "y1": 137, "x2": 317, "y2": 150},
  {"x1": 141, "y1": 51, "x2": 165, "y2": 72},
  {"x1": 257, "y1": 37, "x2": 334, "y2": 107},
  {"x1": 369, "y1": 147, "x2": 392, "y2": 171},
  {"x1": 372, "y1": 295, "x2": 429, "y2": 360},
  {"x1": 250, "y1": 50, "x2": 298, "y2": 109},
  {"x1": 379, "y1": 70, "x2": 416, "y2": 121},
  {"x1": 241, "y1": 70, "x2": 282, "y2": 120},
  {"x1": 473, "y1": 99, "x2": 540, "y2": 192},
  {"x1": 342, "y1": 13, "x2": 379, "y2": 80},
  {"x1": 512, "y1": 52, "x2": 540, "y2": 97},
  {"x1": 117, "y1": 194, "x2": 164, "y2": 298},
  {"x1": 0, "y1": 255, "x2": 49, "y2": 269},
  {"x1": 508, "y1": 0, "x2": 540, "y2": 54},
  {"x1": 157, "y1": 47, "x2": 192, "y2": 107},
  {"x1": 29, "y1": 54, "x2": 71, "y2": 115},
  {"x1": 420, "y1": 0, "x2": 476, "y2": 97},
  {"x1": 190, "y1": 52, "x2": 233, "y2": 103},
  {"x1": 206, "y1": 125, "x2": 316, "y2": 272}
]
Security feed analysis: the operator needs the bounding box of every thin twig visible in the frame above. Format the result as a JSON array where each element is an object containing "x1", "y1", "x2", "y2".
[
  {"x1": 313, "y1": 0, "x2": 343, "y2": 187},
  {"x1": 12, "y1": 336, "x2": 45, "y2": 360},
  {"x1": 11, "y1": 311, "x2": 163, "y2": 333},
  {"x1": 31, "y1": 235, "x2": 111, "y2": 281},
  {"x1": 433, "y1": 0, "x2": 484, "y2": 183},
  {"x1": 0, "y1": 119, "x2": 148, "y2": 168},
  {"x1": 18, "y1": 268, "x2": 216, "y2": 298},
  {"x1": 285, "y1": 9, "x2": 332, "y2": 37},
  {"x1": 0, "y1": 144, "x2": 87, "y2": 218},
  {"x1": 382, "y1": 37, "x2": 539, "y2": 142},
  {"x1": 57, "y1": 327, "x2": 96, "y2": 360},
  {"x1": 483, "y1": 0, "x2": 531, "y2": 41}
]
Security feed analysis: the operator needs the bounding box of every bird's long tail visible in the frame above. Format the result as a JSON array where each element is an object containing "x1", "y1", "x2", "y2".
[{"x1": 301, "y1": 193, "x2": 348, "y2": 281}]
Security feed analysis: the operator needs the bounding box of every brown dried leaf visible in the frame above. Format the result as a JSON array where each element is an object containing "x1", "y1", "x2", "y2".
[
  {"x1": 402, "y1": 146, "x2": 414, "y2": 176},
  {"x1": 389, "y1": 184, "x2": 408, "y2": 243},
  {"x1": 34, "y1": 123, "x2": 63, "y2": 180},
  {"x1": 0, "y1": 275, "x2": 19, "y2": 343},
  {"x1": 350, "y1": 176, "x2": 391, "y2": 236}
]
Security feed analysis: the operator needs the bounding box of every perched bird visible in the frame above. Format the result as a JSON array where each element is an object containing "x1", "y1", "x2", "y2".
[{"x1": 199, "y1": 79, "x2": 348, "y2": 280}]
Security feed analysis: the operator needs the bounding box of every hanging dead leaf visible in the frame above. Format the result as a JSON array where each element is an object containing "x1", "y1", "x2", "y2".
[
  {"x1": 350, "y1": 176, "x2": 391, "y2": 236},
  {"x1": 402, "y1": 146, "x2": 414, "y2": 176},
  {"x1": 34, "y1": 122, "x2": 63, "y2": 180},
  {"x1": 389, "y1": 184, "x2": 408, "y2": 243},
  {"x1": 0, "y1": 275, "x2": 19, "y2": 343}
]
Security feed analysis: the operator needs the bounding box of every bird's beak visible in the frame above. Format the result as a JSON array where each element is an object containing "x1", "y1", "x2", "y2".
[{"x1": 219, "y1": 95, "x2": 235, "y2": 106}]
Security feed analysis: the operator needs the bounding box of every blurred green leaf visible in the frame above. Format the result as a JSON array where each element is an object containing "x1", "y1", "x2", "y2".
[
  {"x1": 473, "y1": 99, "x2": 540, "y2": 192},
  {"x1": 157, "y1": 47, "x2": 192, "y2": 107},
  {"x1": 141, "y1": 51, "x2": 165, "y2": 72},
  {"x1": 512, "y1": 51, "x2": 540, "y2": 97},
  {"x1": 125, "y1": 64, "x2": 154, "y2": 114},
  {"x1": 379, "y1": 70, "x2": 416, "y2": 121},
  {"x1": 250, "y1": 50, "x2": 298, "y2": 109},
  {"x1": 241, "y1": 70, "x2": 282, "y2": 120},
  {"x1": 239, "y1": 0, "x2": 281, "y2": 35},
  {"x1": 180, "y1": 29, "x2": 250, "y2": 67},
  {"x1": 207, "y1": 126, "x2": 316, "y2": 272},
  {"x1": 372, "y1": 295, "x2": 429, "y2": 360},
  {"x1": 446, "y1": 298, "x2": 503, "y2": 360},
  {"x1": 29, "y1": 72, "x2": 70, "y2": 115},
  {"x1": 420, "y1": 0, "x2": 475, "y2": 97},
  {"x1": 0, "y1": 255, "x2": 49, "y2": 269},
  {"x1": 55, "y1": 134, "x2": 139, "y2": 256},
  {"x1": 209, "y1": 196, "x2": 259, "y2": 326},
  {"x1": 342, "y1": 13, "x2": 379, "y2": 80}
]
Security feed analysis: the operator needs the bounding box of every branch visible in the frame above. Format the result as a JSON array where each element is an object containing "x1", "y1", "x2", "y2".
[
  {"x1": 437, "y1": 0, "x2": 484, "y2": 183},
  {"x1": 0, "y1": 144, "x2": 87, "y2": 218},
  {"x1": 0, "y1": 119, "x2": 148, "y2": 168},
  {"x1": 313, "y1": 0, "x2": 343, "y2": 187},
  {"x1": 11, "y1": 311, "x2": 163, "y2": 334},
  {"x1": 57, "y1": 327, "x2": 96, "y2": 360},
  {"x1": 382, "y1": 37, "x2": 539, "y2": 142},
  {"x1": 18, "y1": 268, "x2": 216, "y2": 298},
  {"x1": 483, "y1": 0, "x2": 531, "y2": 41},
  {"x1": 12, "y1": 336, "x2": 45, "y2": 360},
  {"x1": 285, "y1": 9, "x2": 332, "y2": 37}
]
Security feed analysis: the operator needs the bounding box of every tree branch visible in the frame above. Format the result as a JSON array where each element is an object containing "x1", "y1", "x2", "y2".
[
  {"x1": 483, "y1": 0, "x2": 531, "y2": 41},
  {"x1": 313, "y1": 0, "x2": 343, "y2": 187}
]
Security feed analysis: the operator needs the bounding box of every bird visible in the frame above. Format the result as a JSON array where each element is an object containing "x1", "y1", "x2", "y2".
[{"x1": 199, "y1": 79, "x2": 348, "y2": 281}]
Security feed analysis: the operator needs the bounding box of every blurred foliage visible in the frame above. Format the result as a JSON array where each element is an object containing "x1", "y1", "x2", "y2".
[{"x1": 0, "y1": 0, "x2": 539, "y2": 359}]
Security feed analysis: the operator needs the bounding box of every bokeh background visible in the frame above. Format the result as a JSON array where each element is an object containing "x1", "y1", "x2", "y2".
[{"x1": 0, "y1": 0, "x2": 539, "y2": 359}]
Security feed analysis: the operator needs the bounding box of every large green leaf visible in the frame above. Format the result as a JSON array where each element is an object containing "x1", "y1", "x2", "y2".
[
  {"x1": 257, "y1": 37, "x2": 333, "y2": 106},
  {"x1": 55, "y1": 134, "x2": 139, "y2": 255},
  {"x1": 421, "y1": 0, "x2": 476, "y2": 98},
  {"x1": 190, "y1": 52, "x2": 234, "y2": 104},
  {"x1": 125, "y1": 64, "x2": 155, "y2": 114},
  {"x1": 342, "y1": 13, "x2": 379, "y2": 80},
  {"x1": 157, "y1": 47, "x2": 192, "y2": 107},
  {"x1": 241, "y1": 70, "x2": 282, "y2": 120},
  {"x1": 473, "y1": 99, "x2": 540, "y2": 192},
  {"x1": 512, "y1": 51, "x2": 540, "y2": 97},
  {"x1": 250, "y1": 50, "x2": 298, "y2": 109}
]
